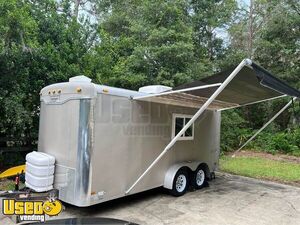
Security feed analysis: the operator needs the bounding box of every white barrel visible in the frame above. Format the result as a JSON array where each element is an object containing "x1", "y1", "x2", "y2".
[
  {"x1": 25, "y1": 151, "x2": 55, "y2": 192},
  {"x1": 25, "y1": 171, "x2": 54, "y2": 187},
  {"x1": 26, "y1": 162, "x2": 55, "y2": 177},
  {"x1": 26, "y1": 151, "x2": 55, "y2": 166},
  {"x1": 25, "y1": 182, "x2": 53, "y2": 193}
]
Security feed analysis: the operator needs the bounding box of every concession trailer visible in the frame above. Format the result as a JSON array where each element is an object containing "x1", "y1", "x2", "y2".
[{"x1": 24, "y1": 59, "x2": 300, "y2": 207}]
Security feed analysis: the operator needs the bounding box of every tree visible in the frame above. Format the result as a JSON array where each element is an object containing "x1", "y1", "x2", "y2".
[
  {"x1": 255, "y1": 1, "x2": 300, "y2": 87},
  {"x1": 0, "y1": 0, "x2": 38, "y2": 52},
  {"x1": 223, "y1": 0, "x2": 300, "y2": 144},
  {"x1": 0, "y1": 0, "x2": 97, "y2": 140},
  {"x1": 95, "y1": 0, "x2": 195, "y2": 89},
  {"x1": 189, "y1": 0, "x2": 237, "y2": 76},
  {"x1": 227, "y1": 0, "x2": 280, "y2": 61}
]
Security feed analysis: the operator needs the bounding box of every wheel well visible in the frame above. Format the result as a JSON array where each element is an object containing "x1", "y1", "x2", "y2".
[
  {"x1": 163, "y1": 162, "x2": 211, "y2": 190},
  {"x1": 180, "y1": 166, "x2": 192, "y2": 174},
  {"x1": 198, "y1": 163, "x2": 210, "y2": 179}
]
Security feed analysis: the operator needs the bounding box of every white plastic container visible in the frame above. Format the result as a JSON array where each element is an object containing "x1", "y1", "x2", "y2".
[
  {"x1": 25, "y1": 172, "x2": 54, "y2": 187},
  {"x1": 26, "y1": 151, "x2": 55, "y2": 166},
  {"x1": 25, "y1": 182, "x2": 53, "y2": 193},
  {"x1": 26, "y1": 162, "x2": 55, "y2": 176},
  {"x1": 25, "y1": 151, "x2": 55, "y2": 192}
]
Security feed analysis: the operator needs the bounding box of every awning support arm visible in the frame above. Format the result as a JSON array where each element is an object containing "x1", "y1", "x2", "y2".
[
  {"x1": 232, "y1": 96, "x2": 297, "y2": 157},
  {"x1": 219, "y1": 95, "x2": 287, "y2": 111},
  {"x1": 133, "y1": 83, "x2": 222, "y2": 100},
  {"x1": 125, "y1": 58, "x2": 252, "y2": 194}
]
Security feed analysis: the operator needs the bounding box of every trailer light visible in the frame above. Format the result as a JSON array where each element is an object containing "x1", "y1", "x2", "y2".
[
  {"x1": 103, "y1": 88, "x2": 109, "y2": 93},
  {"x1": 58, "y1": 90, "x2": 62, "y2": 94},
  {"x1": 76, "y1": 88, "x2": 82, "y2": 93},
  {"x1": 52, "y1": 90, "x2": 56, "y2": 94},
  {"x1": 48, "y1": 91, "x2": 51, "y2": 95}
]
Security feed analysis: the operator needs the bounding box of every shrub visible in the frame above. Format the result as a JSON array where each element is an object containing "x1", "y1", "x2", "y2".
[
  {"x1": 221, "y1": 110, "x2": 251, "y2": 152},
  {"x1": 252, "y1": 129, "x2": 300, "y2": 155}
]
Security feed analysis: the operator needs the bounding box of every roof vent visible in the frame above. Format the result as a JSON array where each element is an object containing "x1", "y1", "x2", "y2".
[
  {"x1": 69, "y1": 75, "x2": 92, "y2": 83},
  {"x1": 139, "y1": 85, "x2": 172, "y2": 94}
]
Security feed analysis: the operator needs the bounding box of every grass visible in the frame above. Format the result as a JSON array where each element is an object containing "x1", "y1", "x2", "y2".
[
  {"x1": 0, "y1": 179, "x2": 15, "y2": 191},
  {"x1": 0, "y1": 178, "x2": 26, "y2": 191},
  {"x1": 220, "y1": 156, "x2": 300, "y2": 183}
]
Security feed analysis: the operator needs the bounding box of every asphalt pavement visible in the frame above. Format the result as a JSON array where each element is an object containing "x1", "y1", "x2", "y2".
[{"x1": 1, "y1": 172, "x2": 300, "y2": 225}]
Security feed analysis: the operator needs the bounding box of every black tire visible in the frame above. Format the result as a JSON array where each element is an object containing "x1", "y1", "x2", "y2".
[
  {"x1": 170, "y1": 168, "x2": 189, "y2": 197},
  {"x1": 191, "y1": 166, "x2": 206, "y2": 189}
]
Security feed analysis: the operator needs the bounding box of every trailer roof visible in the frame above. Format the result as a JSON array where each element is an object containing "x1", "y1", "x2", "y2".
[{"x1": 134, "y1": 62, "x2": 300, "y2": 110}]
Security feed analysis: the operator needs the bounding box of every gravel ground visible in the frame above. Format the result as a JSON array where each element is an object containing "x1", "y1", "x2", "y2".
[{"x1": 1, "y1": 172, "x2": 300, "y2": 225}]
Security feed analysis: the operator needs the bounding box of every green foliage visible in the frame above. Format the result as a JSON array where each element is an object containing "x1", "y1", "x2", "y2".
[
  {"x1": 97, "y1": 0, "x2": 196, "y2": 89},
  {"x1": 190, "y1": 0, "x2": 237, "y2": 60},
  {"x1": 0, "y1": 179, "x2": 16, "y2": 191},
  {"x1": 0, "y1": 0, "x2": 97, "y2": 139},
  {"x1": 221, "y1": 98, "x2": 300, "y2": 155},
  {"x1": 255, "y1": 2, "x2": 300, "y2": 88},
  {"x1": 253, "y1": 129, "x2": 300, "y2": 156},
  {"x1": 0, "y1": 0, "x2": 38, "y2": 50},
  {"x1": 221, "y1": 109, "x2": 250, "y2": 152}
]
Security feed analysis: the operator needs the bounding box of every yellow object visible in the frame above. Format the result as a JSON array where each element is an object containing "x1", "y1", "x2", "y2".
[
  {"x1": 76, "y1": 87, "x2": 82, "y2": 93},
  {"x1": 0, "y1": 165, "x2": 26, "y2": 179},
  {"x1": 43, "y1": 200, "x2": 63, "y2": 216}
]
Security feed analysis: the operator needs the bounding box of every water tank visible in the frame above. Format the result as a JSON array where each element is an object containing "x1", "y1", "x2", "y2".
[
  {"x1": 25, "y1": 151, "x2": 55, "y2": 192},
  {"x1": 138, "y1": 85, "x2": 172, "y2": 94}
]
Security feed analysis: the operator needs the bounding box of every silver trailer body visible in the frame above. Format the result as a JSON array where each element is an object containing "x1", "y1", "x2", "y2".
[
  {"x1": 38, "y1": 78, "x2": 220, "y2": 207},
  {"x1": 36, "y1": 59, "x2": 300, "y2": 207}
]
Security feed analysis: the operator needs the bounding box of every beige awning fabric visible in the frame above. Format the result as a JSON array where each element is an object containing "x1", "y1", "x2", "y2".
[{"x1": 135, "y1": 92, "x2": 238, "y2": 110}]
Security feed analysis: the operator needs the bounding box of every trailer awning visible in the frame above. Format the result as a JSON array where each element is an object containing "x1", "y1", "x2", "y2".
[
  {"x1": 134, "y1": 62, "x2": 300, "y2": 110},
  {"x1": 126, "y1": 59, "x2": 300, "y2": 194}
]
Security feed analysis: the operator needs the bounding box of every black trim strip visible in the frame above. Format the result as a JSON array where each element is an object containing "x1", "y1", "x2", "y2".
[{"x1": 251, "y1": 63, "x2": 300, "y2": 98}]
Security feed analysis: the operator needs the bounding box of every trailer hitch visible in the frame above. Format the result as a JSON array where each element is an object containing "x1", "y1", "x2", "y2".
[{"x1": 0, "y1": 188, "x2": 59, "y2": 200}]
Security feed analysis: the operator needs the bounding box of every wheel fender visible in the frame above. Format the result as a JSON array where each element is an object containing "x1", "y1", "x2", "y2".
[{"x1": 163, "y1": 162, "x2": 201, "y2": 190}]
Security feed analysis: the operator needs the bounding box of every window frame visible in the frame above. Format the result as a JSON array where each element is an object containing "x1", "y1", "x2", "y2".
[{"x1": 171, "y1": 113, "x2": 194, "y2": 141}]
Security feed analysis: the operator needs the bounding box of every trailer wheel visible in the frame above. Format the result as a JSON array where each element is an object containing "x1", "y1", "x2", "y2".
[
  {"x1": 170, "y1": 168, "x2": 189, "y2": 197},
  {"x1": 192, "y1": 166, "x2": 206, "y2": 189}
]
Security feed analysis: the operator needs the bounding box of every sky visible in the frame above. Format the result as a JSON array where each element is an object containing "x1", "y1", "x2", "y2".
[{"x1": 241, "y1": 0, "x2": 250, "y2": 7}]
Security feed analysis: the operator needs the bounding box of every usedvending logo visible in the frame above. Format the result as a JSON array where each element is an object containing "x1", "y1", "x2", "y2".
[{"x1": 2, "y1": 198, "x2": 63, "y2": 222}]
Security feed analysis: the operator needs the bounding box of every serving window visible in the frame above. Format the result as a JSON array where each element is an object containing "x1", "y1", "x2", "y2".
[{"x1": 172, "y1": 114, "x2": 194, "y2": 140}]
